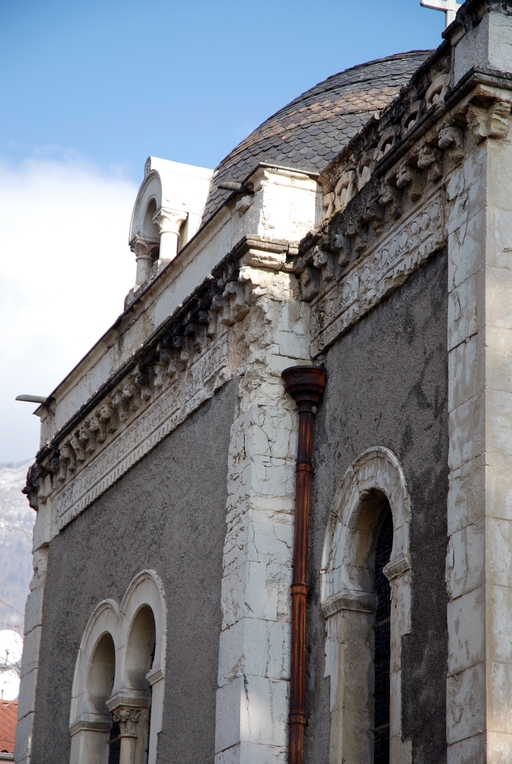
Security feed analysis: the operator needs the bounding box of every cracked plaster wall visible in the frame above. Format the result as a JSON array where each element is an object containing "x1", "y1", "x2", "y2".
[
  {"x1": 29, "y1": 380, "x2": 236, "y2": 764},
  {"x1": 307, "y1": 251, "x2": 449, "y2": 763}
]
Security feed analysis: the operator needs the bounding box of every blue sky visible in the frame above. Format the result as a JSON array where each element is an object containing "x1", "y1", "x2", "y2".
[
  {"x1": 1, "y1": 0, "x2": 447, "y2": 463},
  {"x1": 1, "y1": 0, "x2": 445, "y2": 179}
]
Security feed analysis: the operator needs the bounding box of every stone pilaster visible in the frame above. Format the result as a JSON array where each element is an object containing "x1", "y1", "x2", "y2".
[
  {"x1": 14, "y1": 472, "x2": 52, "y2": 764},
  {"x1": 445, "y1": 88, "x2": 512, "y2": 762},
  {"x1": 214, "y1": 258, "x2": 310, "y2": 764}
]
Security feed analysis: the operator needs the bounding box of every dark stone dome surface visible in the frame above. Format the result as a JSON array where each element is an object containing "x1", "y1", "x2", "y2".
[{"x1": 202, "y1": 50, "x2": 431, "y2": 222}]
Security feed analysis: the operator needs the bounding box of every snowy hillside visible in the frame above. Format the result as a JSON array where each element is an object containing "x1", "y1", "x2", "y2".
[{"x1": 0, "y1": 462, "x2": 35, "y2": 635}]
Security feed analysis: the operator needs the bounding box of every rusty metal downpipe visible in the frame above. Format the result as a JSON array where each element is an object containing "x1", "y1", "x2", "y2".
[{"x1": 281, "y1": 365, "x2": 326, "y2": 764}]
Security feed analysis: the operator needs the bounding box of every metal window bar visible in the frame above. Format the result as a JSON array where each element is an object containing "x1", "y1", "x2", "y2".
[{"x1": 373, "y1": 510, "x2": 393, "y2": 764}]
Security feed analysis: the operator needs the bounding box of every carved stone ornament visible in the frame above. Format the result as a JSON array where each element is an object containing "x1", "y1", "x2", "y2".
[
  {"x1": 26, "y1": 243, "x2": 288, "y2": 528},
  {"x1": 112, "y1": 706, "x2": 141, "y2": 738},
  {"x1": 152, "y1": 206, "x2": 187, "y2": 236},
  {"x1": 309, "y1": 191, "x2": 445, "y2": 356}
]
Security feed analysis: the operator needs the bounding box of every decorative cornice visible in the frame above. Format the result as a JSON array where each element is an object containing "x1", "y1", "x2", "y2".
[
  {"x1": 307, "y1": 190, "x2": 445, "y2": 356},
  {"x1": 290, "y1": 69, "x2": 512, "y2": 357},
  {"x1": 24, "y1": 235, "x2": 299, "y2": 526}
]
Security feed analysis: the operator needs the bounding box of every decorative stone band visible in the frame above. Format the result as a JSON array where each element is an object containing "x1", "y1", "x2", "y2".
[
  {"x1": 23, "y1": 244, "x2": 244, "y2": 512},
  {"x1": 54, "y1": 337, "x2": 230, "y2": 529},
  {"x1": 294, "y1": 81, "x2": 512, "y2": 348},
  {"x1": 25, "y1": 235, "x2": 297, "y2": 529},
  {"x1": 321, "y1": 51, "x2": 512, "y2": 221},
  {"x1": 309, "y1": 191, "x2": 445, "y2": 356}
]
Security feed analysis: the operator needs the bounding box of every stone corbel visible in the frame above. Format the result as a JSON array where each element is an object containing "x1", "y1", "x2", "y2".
[
  {"x1": 378, "y1": 184, "x2": 403, "y2": 221},
  {"x1": 466, "y1": 100, "x2": 511, "y2": 140},
  {"x1": 218, "y1": 281, "x2": 249, "y2": 325},
  {"x1": 332, "y1": 233, "x2": 350, "y2": 267},
  {"x1": 312, "y1": 247, "x2": 335, "y2": 282},
  {"x1": 395, "y1": 164, "x2": 422, "y2": 202},
  {"x1": 461, "y1": 86, "x2": 512, "y2": 141},
  {"x1": 363, "y1": 200, "x2": 386, "y2": 232},
  {"x1": 344, "y1": 221, "x2": 368, "y2": 256},
  {"x1": 152, "y1": 206, "x2": 187, "y2": 262},
  {"x1": 416, "y1": 142, "x2": 443, "y2": 182},
  {"x1": 299, "y1": 266, "x2": 321, "y2": 302},
  {"x1": 383, "y1": 553, "x2": 411, "y2": 581},
  {"x1": 321, "y1": 588, "x2": 377, "y2": 618},
  {"x1": 437, "y1": 123, "x2": 464, "y2": 160}
]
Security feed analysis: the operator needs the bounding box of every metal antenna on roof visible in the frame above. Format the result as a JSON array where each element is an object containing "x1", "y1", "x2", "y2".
[{"x1": 420, "y1": 0, "x2": 461, "y2": 28}]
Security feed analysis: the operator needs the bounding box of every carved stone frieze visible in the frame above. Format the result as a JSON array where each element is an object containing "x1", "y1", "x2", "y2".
[
  {"x1": 309, "y1": 192, "x2": 445, "y2": 356},
  {"x1": 319, "y1": 41, "x2": 512, "y2": 225},
  {"x1": 26, "y1": 250, "x2": 258, "y2": 523}
]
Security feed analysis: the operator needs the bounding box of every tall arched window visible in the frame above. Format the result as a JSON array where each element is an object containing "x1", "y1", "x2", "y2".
[{"x1": 321, "y1": 447, "x2": 412, "y2": 764}]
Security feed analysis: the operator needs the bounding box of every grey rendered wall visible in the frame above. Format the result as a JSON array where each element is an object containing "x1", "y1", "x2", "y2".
[
  {"x1": 31, "y1": 379, "x2": 237, "y2": 764},
  {"x1": 306, "y1": 251, "x2": 448, "y2": 763}
]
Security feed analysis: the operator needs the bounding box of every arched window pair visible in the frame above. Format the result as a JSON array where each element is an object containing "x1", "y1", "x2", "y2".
[
  {"x1": 69, "y1": 570, "x2": 166, "y2": 764},
  {"x1": 321, "y1": 447, "x2": 412, "y2": 764}
]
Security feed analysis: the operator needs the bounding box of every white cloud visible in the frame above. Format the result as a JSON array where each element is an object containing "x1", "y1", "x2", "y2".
[{"x1": 0, "y1": 157, "x2": 138, "y2": 462}]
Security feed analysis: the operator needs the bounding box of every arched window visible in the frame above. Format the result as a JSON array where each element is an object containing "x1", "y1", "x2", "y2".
[
  {"x1": 321, "y1": 447, "x2": 412, "y2": 764},
  {"x1": 70, "y1": 571, "x2": 166, "y2": 764},
  {"x1": 69, "y1": 600, "x2": 118, "y2": 764}
]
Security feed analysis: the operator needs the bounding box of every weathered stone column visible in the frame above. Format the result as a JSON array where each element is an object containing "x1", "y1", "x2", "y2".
[
  {"x1": 153, "y1": 207, "x2": 187, "y2": 262},
  {"x1": 112, "y1": 706, "x2": 141, "y2": 764},
  {"x1": 131, "y1": 236, "x2": 154, "y2": 286}
]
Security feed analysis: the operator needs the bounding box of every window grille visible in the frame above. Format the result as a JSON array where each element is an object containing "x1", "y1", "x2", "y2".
[{"x1": 373, "y1": 510, "x2": 393, "y2": 764}]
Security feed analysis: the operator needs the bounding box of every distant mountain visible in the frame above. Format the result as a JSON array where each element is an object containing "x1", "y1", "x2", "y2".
[{"x1": 0, "y1": 463, "x2": 35, "y2": 635}]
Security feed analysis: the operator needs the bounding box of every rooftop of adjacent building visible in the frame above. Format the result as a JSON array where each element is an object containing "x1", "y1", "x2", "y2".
[
  {"x1": 202, "y1": 50, "x2": 432, "y2": 222},
  {"x1": 0, "y1": 700, "x2": 17, "y2": 755}
]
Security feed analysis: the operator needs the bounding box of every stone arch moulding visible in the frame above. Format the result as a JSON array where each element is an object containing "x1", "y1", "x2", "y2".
[
  {"x1": 69, "y1": 570, "x2": 167, "y2": 764},
  {"x1": 320, "y1": 446, "x2": 412, "y2": 764},
  {"x1": 69, "y1": 599, "x2": 119, "y2": 764},
  {"x1": 129, "y1": 172, "x2": 162, "y2": 248}
]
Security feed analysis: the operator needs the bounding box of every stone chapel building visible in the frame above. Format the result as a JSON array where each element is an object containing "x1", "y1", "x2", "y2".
[{"x1": 14, "y1": 1, "x2": 512, "y2": 762}]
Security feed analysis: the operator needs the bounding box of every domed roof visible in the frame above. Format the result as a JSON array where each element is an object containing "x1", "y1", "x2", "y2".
[{"x1": 203, "y1": 50, "x2": 431, "y2": 222}]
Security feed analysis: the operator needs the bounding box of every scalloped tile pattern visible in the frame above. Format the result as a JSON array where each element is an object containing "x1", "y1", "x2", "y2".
[{"x1": 202, "y1": 51, "x2": 431, "y2": 223}]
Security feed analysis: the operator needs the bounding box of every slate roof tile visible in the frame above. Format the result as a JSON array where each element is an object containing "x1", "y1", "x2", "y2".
[{"x1": 202, "y1": 51, "x2": 431, "y2": 221}]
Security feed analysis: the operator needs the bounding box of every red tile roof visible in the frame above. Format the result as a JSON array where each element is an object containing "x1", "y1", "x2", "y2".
[{"x1": 0, "y1": 700, "x2": 17, "y2": 753}]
